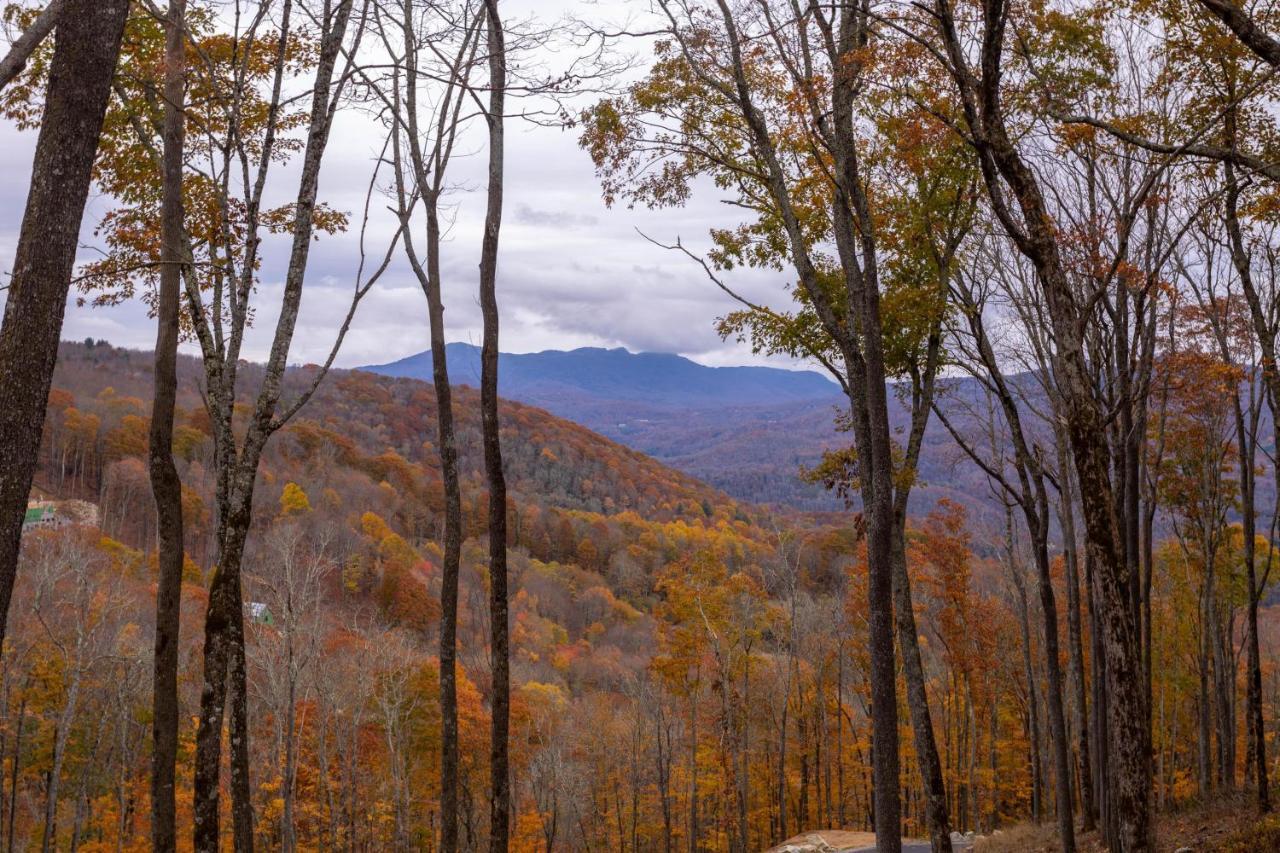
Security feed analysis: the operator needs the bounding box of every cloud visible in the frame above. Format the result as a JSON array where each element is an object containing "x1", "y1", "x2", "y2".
[
  {"x1": 0, "y1": 0, "x2": 816, "y2": 375},
  {"x1": 513, "y1": 203, "x2": 598, "y2": 230}
]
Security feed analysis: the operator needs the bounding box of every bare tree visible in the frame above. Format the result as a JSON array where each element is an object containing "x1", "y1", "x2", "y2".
[
  {"x1": 477, "y1": 0, "x2": 510, "y2": 847},
  {"x1": 21, "y1": 531, "x2": 130, "y2": 853},
  {"x1": 367, "y1": 3, "x2": 482, "y2": 844},
  {"x1": 936, "y1": 241, "x2": 1078, "y2": 852},
  {"x1": 924, "y1": 3, "x2": 1160, "y2": 846},
  {"x1": 149, "y1": 0, "x2": 187, "y2": 846},
  {"x1": 246, "y1": 522, "x2": 330, "y2": 853}
]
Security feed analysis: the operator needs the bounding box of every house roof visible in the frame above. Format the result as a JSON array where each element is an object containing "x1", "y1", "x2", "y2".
[{"x1": 23, "y1": 506, "x2": 55, "y2": 524}]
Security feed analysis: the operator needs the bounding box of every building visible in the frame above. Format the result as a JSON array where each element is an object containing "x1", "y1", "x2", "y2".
[
  {"x1": 22, "y1": 504, "x2": 59, "y2": 531},
  {"x1": 247, "y1": 602, "x2": 274, "y2": 626}
]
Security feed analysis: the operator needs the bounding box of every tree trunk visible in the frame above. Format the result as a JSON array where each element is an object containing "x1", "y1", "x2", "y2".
[
  {"x1": 1013, "y1": 561, "x2": 1043, "y2": 825},
  {"x1": 1055, "y1": 431, "x2": 1096, "y2": 830},
  {"x1": 6, "y1": 691, "x2": 23, "y2": 853},
  {"x1": 229, "y1": 611, "x2": 255, "y2": 851},
  {"x1": 41, "y1": 672, "x2": 81, "y2": 853},
  {"x1": 891, "y1": 320, "x2": 953, "y2": 853},
  {"x1": 935, "y1": 3, "x2": 1153, "y2": 843},
  {"x1": 1031, "y1": 534, "x2": 1076, "y2": 852},
  {"x1": 194, "y1": 508, "x2": 252, "y2": 851},
  {"x1": 1223, "y1": 162, "x2": 1271, "y2": 811},
  {"x1": 891, "y1": 524, "x2": 953, "y2": 852},
  {"x1": 480, "y1": 2, "x2": 510, "y2": 849},
  {"x1": 189, "y1": 2, "x2": 354, "y2": 845},
  {"x1": 149, "y1": 1, "x2": 187, "y2": 848},
  {"x1": 0, "y1": 0, "x2": 129, "y2": 655}
]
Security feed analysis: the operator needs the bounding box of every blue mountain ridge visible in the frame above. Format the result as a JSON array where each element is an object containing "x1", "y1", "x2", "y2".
[
  {"x1": 357, "y1": 344, "x2": 909, "y2": 512},
  {"x1": 359, "y1": 342, "x2": 841, "y2": 409}
]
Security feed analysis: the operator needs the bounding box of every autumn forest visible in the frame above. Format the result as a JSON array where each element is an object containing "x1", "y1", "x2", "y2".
[{"x1": 7, "y1": 0, "x2": 1280, "y2": 852}]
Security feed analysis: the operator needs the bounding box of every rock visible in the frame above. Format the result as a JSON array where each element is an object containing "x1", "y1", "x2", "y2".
[
  {"x1": 772, "y1": 834, "x2": 837, "y2": 853},
  {"x1": 1174, "y1": 848, "x2": 1194, "y2": 853}
]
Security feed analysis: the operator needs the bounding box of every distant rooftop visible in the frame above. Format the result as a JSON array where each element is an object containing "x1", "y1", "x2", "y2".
[{"x1": 24, "y1": 506, "x2": 55, "y2": 525}]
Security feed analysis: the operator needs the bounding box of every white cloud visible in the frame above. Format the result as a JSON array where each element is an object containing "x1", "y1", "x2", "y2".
[{"x1": 0, "y1": 0, "x2": 817, "y2": 374}]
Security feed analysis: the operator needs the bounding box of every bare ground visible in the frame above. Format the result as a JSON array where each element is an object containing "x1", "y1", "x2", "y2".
[
  {"x1": 973, "y1": 793, "x2": 1279, "y2": 852},
  {"x1": 767, "y1": 830, "x2": 878, "y2": 851}
]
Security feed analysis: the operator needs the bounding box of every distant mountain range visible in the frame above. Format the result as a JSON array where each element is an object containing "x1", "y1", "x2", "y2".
[
  {"x1": 353, "y1": 341, "x2": 1273, "y2": 535},
  {"x1": 362, "y1": 343, "x2": 840, "y2": 408},
  {"x1": 358, "y1": 344, "x2": 980, "y2": 512}
]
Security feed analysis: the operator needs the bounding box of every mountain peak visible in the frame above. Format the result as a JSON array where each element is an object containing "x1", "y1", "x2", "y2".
[{"x1": 359, "y1": 344, "x2": 839, "y2": 407}]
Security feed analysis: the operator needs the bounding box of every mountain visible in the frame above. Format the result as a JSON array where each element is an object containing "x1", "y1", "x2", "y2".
[
  {"x1": 361, "y1": 342, "x2": 840, "y2": 407},
  {"x1": 359, "y1": 344, "x2": 990, "y2": 512},
  {"x1": 359, "y1": 344, "x2": 851, "y2": 507}
]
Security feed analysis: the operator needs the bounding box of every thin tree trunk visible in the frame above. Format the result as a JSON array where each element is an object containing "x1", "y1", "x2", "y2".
[
  {"x1": 1013, "y1": 559, "x2": 1043, "y2": 825},
  {"x1": 480, "y1": 2, "x2": 509, "y2": 849},
  {"x1": 891, "y1": 320, "x2": 954, "y2": 853},
  {"x1": 41, "y1": 672, "x2": 81, "y2": 853},
  {"x1": 149, "y1": 1, "x2": 187, "y2": 848},
  {"x1": 836, "y1": 648, "x2": 845, "y2": 827},
  {"x1": 1031, "y1": 536, "x2": 1076, "y2": 852},
  {"x1": 229, "y1": 612, "x2": 254, "y2": 850},
  {"x1": 282, "y1": 658, "x2": 298, "y2": 852},
  {"x1": 0, "y1": 0, "x2": 129, "y2": 657},
  {"x1": 416, "y1": 202, "x2": 464, "y2": 853},
  {"x1": 891, "y1": 526, "x2": 953, "y2": 853},
  {"x1": 5, "y1": 691, "x2": 22, "y2": 853},
  {"x1": 1223, "y1": 161, "x2": 1272, "y2": 811},
  {"x1": 387, "y1": 7, "x2": 468, "y2": 842},
  {"x1": 1056, "y1": 431, "x2": 1095, "y2": 830},
  {"x1": 190, "y1": 3, "x2": 355, "y2": 846},
  {"x1": 193, "y1": 513, "x2": 251, "y2": 850}
]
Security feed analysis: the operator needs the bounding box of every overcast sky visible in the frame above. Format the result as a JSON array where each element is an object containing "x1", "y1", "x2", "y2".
[{"x1": 0, "y1": 0, "x2": 809, "y2": 372}]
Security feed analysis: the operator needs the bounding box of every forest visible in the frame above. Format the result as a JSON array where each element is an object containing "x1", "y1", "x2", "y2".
[{"x1": 6, "y1": 0, "x2": 1280, "y2": 852}]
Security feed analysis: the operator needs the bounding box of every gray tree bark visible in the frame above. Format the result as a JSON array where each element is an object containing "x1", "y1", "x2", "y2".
[
  {"x1": 149, "y1": 0, "x2": 187, "y2": 848},
  {"x1": 480, "y1": 2, "x2": 510, "y2": 849},
  {"x1": 0, "y1": 0, "x2": 129, "y2": 657}
]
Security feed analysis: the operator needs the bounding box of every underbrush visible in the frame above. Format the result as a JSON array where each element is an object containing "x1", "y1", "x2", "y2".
[
  {"x1": 1209, "y1": 813, "x2": 1280, "y2": 852},
  {"x1": 972, "y1": 792, "x2": 1275, "y2": 852}
]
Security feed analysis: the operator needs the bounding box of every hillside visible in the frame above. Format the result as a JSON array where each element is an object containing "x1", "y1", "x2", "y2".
[
  {"x1": 49, "y1": 340, "x2": 742, "y2": 524},
  {"x1": 360, "y1": 344, "x2": 1003, "y2": 513},
  {"x1": 17, "y1": 339, "x2": 1280, "y2": 852},
  {"x1": 360, "y1": 344, "x2": 854, "y2": 508}
]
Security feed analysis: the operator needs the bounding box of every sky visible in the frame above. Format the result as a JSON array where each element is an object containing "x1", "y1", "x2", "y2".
[{"x1": 0, "y1": 0, "x2": 805, "y2": 372}]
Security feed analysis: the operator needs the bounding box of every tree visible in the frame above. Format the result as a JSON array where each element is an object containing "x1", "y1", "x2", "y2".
[
  {"x1": 479, "y1": 1, "x2": 511, "y2": 847},
  {"x1": 582, "y1": 5, "x2": 911, "y2": 845},
  {"x1": 935, "y1": 243, "x2": 1078, "y2": 852},
  {"x1": 920, "y1": 3, "x2": 1157, "y2": 846},
  {"x1": 246, "y1": 521, "x2": 329, "y2": 853},
  {"x1": 168, "y1": 3, "x2": 370, "y2": 847},
  {"x1": 0, "y1": 0, "x2": 130, "y2": 665},
  {"x1": 280, "y1": 483, "x2": 312, "y2": 517},
  {"x1": 148, "y1": 1, "x2": 187, "y2": 847},
  {"x1": 367, "y1": 4, "x2": 479, "y2": 844}
]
